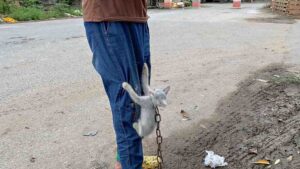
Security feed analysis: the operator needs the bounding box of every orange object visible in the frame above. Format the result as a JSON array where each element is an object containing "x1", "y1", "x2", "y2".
[
  {"x1": 192, "y1": 0, "x2": 201, "y2": 7},
  {"x1": 233, "y1": 0, "x2": 241, "y2": 8},
  {"x1": 163, "y1": 0, "x2": 172, "y2": 8},
  {"x1": 254, "y1": 159, "x2": 270, "y2": 165},
  {"x1": 3, "y1": 17, "x2": 17, "y2": 23}
]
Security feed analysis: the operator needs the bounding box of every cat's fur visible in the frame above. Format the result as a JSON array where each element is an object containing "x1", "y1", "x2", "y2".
[{"x1": 122, "y1": 64, "x2": 170, "y2": 137}]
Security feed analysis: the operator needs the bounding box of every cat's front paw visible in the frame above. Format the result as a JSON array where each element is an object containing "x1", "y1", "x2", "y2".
[{"x1": 122, "y1": 82, "x2": 129, "y2": 89}]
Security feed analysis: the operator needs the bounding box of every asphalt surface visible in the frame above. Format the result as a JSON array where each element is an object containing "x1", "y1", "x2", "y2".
[{"x1": 0, "y1": 3, "x2": 300, "y2": 169}]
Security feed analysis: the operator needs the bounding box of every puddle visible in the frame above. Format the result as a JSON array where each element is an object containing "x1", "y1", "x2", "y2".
[{"x1": 246, "y1": 17, "x2": 296, "y2": 24}]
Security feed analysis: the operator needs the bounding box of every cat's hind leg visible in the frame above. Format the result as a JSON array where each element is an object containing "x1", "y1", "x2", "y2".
[
  {"x1": 138, "y1": 122, "x2": 144, "y2": 137},
  {"x1": 133, "y1": 122, "x2": 143, "y2": 137}
]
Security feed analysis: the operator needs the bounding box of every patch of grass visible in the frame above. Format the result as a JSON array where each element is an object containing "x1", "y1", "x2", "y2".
[
  {"x1": 183, "y1": 0, "x2": 192, "y2": 7},
  {"x1": 1, "y1": 1, "x2": 82, "y2": 21},
  {"x1": 49, "y1": 3, "x2": 82, "y2": 17},
  {"x1": 0, "y1": 0, "x2": 12, "y2": 14},
  {"x1": 21, "y1": 0, "x2": 40, "y2": 7},
  {"x1": 271, "y1": 74, "x2": 300, "y2": 85},
  {"x1": 9, "y1": 7, "x2": 47, "y2": 21}
]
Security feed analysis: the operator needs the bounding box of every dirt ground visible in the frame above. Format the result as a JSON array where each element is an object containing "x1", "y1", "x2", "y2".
[{"x1": 159, "y1": 65, "x2": 300, "y2": 169}]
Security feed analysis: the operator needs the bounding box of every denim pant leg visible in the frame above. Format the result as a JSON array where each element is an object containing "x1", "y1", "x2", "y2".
[{"x1": 84, "y1": 22, "x2": 151, "y2": 169}]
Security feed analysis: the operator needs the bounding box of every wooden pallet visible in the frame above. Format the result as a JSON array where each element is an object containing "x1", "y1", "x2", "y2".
[{"x1": 273, "y1": 0, "x2": 300, "y2": 15}]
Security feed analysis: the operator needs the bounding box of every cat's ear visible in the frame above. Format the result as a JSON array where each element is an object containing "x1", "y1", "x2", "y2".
[{"x1": 163, "y1": 86, "x2": 170, "y2": 95}]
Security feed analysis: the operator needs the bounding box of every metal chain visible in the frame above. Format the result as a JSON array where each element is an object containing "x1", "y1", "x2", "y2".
[{"x1": 155, "y1": 106, "x2": 163, "y2": 169}]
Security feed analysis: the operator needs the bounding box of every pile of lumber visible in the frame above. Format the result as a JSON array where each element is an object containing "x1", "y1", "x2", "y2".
[{"x1": 272, "y1": 0, "x2": 300, "y2": 15}]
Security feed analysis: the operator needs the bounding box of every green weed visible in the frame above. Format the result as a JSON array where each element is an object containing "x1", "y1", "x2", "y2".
[
  {"x1": 1, "y1": 1, "x2": 82, "y2": 21},
  {"x1": 271, "y1": 74, "x2": 300, "y2": 85},
  {"x1": 10, "y1": 7, "x2": 46, "y2": 20}
]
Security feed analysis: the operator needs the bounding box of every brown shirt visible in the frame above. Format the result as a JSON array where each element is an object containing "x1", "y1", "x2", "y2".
[{"x1": 82, "y1": 0, "x2": 148, "y2": 22}]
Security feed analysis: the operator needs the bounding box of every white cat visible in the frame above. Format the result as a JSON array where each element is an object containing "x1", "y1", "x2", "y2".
[{"x1": 122, "y1": 64, "x2": 170, "y2": 137}]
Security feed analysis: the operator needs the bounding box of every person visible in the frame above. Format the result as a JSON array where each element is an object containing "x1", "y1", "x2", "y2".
[{"x1": 82, "y1": 1, "x2": 150, "y2": 169}]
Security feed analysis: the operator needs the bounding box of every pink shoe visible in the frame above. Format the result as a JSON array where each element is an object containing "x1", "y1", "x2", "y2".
[{"x1": 115, "y1": 162, "x2": 122, "y2": 169}]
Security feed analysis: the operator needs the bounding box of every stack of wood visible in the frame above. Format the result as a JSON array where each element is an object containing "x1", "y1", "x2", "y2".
[{"x1": 272, "y1": 0, "x2": 300, "y2": 15}]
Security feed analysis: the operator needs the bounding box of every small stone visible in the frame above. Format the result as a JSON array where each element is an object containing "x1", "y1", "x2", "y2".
[
  {"x1": 30, "y1": 157, "x2": 36, "y2": 163},
  {"x1": 287, "y1": 156, "x2": 293, "y2": 162},
  {"x1": 274, "y1": 159, "x2": 280, "y2": 165},
  {"x1": 256, "y1": 79, "x2": 268, "y2": 83},
  {"x1": 249, "y1": 148, "x2": 258, "y2": 155}
]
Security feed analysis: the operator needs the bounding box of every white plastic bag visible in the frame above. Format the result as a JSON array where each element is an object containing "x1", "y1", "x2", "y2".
[{"x1": 204, "y1": 151, "x2": 228, "y2": 168}]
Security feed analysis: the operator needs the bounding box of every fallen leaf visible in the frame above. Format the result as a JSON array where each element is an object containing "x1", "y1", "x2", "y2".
[
  {"x1": 180, "y1": 110, "x2": 191, "y2": 121},
  {"x1": 254, "y1": 159, "x2": 270, "y2": 165},
  {"x1": 274, "y1": 159, "x2": 280, "y2": 165},
  {"x1": 287, "y1": 156, "x2": 293, "y2": 162},
  {"x1": 83, "y1": 130, "x2": 98, "y2": 137}
]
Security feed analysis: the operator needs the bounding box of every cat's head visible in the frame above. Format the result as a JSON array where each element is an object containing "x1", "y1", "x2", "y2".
[{"x1": 150, "y1": 86, "x2": 170, "y2": 107}]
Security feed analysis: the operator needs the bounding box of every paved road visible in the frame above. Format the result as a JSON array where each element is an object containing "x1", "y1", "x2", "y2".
[{"x1": 1, "y1": 3, "x2": 299, "y2": 169}]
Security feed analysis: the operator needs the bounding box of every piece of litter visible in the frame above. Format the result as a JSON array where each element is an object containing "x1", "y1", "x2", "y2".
[
  {"x1": 180, "y1": 110, "x2": 191, "y2": 121},
  {"x1": 3, "y1": 17, "x2": 17, "y2": 23},
  {"x1": 83, "y1": 130, "x2": 98, "y2": 136},
  {"x1": 143, "y1": 156, "x2": 161, "y2": 169},
  {"x1": 253, "y1": 159, "x2": 270, "y2": 165},
  {"x1": 161, "y1": 79, "x2": 169, "y2": 82},
  {"x1": 274, "y1": 159, "x2": 280, "y2": 165},
  {"x1": 273, "y1": 75, "x2": 280, "y2": 78},
  {"x1": 256, "y1": 79, "x2": 268, "y2": 83},
  {"x1": 287, "y1": 156, "x2": 293, "y2": 162},
  {"x1": 248, "y1": 148, "x2": 258, "y2": 155},
  {"x1": 204, "y1": 151, "x2": 228, "y2": 168}
]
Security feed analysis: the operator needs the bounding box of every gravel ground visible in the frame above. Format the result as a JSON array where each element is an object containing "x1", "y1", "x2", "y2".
[{"x1": 0, "y1": 3, "x2": 300, "y2": 169}]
